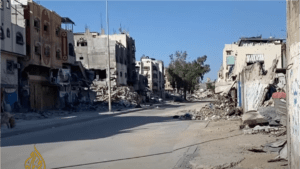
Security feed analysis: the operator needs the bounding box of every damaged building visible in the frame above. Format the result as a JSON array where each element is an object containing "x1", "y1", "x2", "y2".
[
  {"x1": 74, "y1": 29, "x2": 136, "y2": 88},
  {"x1": 74, "y1": 29, "x2": 127, "y2": 86},
  {"x1": 18, "y1": 0, "x2": 89, "y2": 111},
  {"x1": 1, "y1": 0, "x2": 26, "y2": 112},
  {"x1": 215, "y1": 36, "x2": 286, "y2": 107},
  {"x1": 136, "y1": 56, "x2": 165, "y2": 99}
]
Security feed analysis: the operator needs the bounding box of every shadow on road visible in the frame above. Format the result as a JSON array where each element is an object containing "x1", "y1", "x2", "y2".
[{"x1": 1, "y1": 103, "x2": 193, "y2": 147}]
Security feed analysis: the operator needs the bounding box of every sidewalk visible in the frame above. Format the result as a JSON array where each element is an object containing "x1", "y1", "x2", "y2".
[{"x1": 1, "y1": 106, "x2": 149, "y2": 139}]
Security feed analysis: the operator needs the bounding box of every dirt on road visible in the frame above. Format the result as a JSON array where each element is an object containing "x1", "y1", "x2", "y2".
[{"x1": 188, "y1": 120, "x2": 287, "y2": 169}]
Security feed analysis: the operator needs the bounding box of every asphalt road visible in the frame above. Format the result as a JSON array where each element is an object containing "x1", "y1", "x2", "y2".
[{"x1": 1, "y1": 101, "x2": 208, "y2": 169}]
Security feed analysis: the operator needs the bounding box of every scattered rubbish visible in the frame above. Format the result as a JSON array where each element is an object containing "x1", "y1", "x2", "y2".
[
  {"x1": 1, "y1": 112, "x2": 16, "y2": 129},
  {"x1": 263, "y1": 139, "x2": 286, "y2": 153}
]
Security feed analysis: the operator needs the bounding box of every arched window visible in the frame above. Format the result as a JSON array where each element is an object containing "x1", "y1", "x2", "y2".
[
  {"x1": 55, "y1": 27, "x2": 60, "y2": 37},
  {"x1": 69, "y1": 43, "x2": 74, "y2": 56},
  {"x1": 44, "y1": 46, "x2": 50, "y2": 57},
  {"x1": 34, "y1": 18, "x2": 40, "y2": 32},
  {"x1": 0, "y1": 27, "x2": 4, "y2": 40},
  {"x1": 6, "y1": 28, "x2": 10, "y2": 38},
  {"x1": 6, "y1": 0, "x2": 9, "y2": 9},
  {"x1": 56, "y1": 49, "x2": 61, "y2": 59},
  {"x1": 16, "y1": 32, "x2": 24, "y2": 45}
]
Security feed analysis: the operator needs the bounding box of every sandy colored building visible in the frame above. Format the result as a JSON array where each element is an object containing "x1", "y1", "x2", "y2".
[
  {"x1": 18, "y1": 0, "x2": 83, "y2": 111},
  {"x1": 218, "y1": 36, "x2": 285, "y2": 83}
]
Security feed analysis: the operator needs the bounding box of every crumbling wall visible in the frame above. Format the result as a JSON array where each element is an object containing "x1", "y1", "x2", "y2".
[
  {"x1": 242, "y1": 59, "x2": 278, "y2": 112},
  {"x1": 286, "y1": 0, "x2": 300, "y2": 168}
]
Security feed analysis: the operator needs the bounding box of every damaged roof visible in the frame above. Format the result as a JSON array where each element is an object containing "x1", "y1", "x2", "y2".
[
  {"x1": 61, "y1": 17, "x2": 75, "y2": 25},
  {"x1": 237, "y1": 36, "x2": 285, "y2": 46}
]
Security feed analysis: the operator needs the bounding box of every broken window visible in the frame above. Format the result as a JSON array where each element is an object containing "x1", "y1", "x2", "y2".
[
  {"x1": 44, "y1": 23, "x2": 49, "y2": 33},
  {"x1": 6, "y1": 28, "x2": 10, "y2": 38},
  {"x1": 56, "y1": 27, "x2": 60, "y2": 37},
  {"x1": 143, "y1": 66, "x2": 150, "y2": 71},
  {"x1": 16, "y1": 32, "x2": 24, "y2": 45},
  {"x1": 6, "y1": 0, "x2": 9, "y2": 9},
  {"x1": 226, "y1": 51, "x2": 232, "y2": 55},
  {"x1": 35, "y1": 44, "x2": 41, "y2": 57},
  {"x1": 77, "y1": 38, "x2": 87, "y2": 46},
  {"x1": 120, "y1": 72, "x2": 122, "y2": 77},
  {"x1": 6, "y1": 60, "x2": 14, "y2": 74},
  {"x1": 0, "y1": 27, "x2": 4, "y2": 40},
  {"x1": 56, "y1": 49, "x2": 61, "y2": 59},
  {"x1": 69, "y1": 43, "x2": 74, "y2": 56},
  {"x1": 34, "y1": 18, "x2": 40, "y2": 32},
  {"x1": 44, "y1": 46, "x2": 50, "y2": 57},
  {"x1": 79, "y1": 57, "x2": 83, "y2": 60}
]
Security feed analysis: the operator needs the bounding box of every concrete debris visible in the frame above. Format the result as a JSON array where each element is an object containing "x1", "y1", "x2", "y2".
[
  {"x1": 242, "y1": 110, "x2": 269, "y2": 127},
  {"x1": 243, "y1": 125, "x2": 285, "y2": 135},
  {"x1": 90, "y1": 82, "x2": 142, "y2": 106},
  {"x1": 185, "y1": 97, "x2": 243, "y2": 121},
  {"x1": 263, "y1": 139, "x2": 287, "y2": 154}
]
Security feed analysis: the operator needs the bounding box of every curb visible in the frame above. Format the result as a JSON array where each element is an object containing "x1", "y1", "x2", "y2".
[{"x1": 1, "y1": 107, "x2": 147, "y2": 139}]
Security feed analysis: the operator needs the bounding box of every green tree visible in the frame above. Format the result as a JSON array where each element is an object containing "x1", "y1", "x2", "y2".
[{"x1": 167, "y1": 51, "x2": 210, "y2": 100}]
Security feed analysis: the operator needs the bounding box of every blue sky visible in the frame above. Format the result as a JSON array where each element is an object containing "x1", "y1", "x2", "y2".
[{"x1": 39, "y1": 1, "x2": 286, "y2": 82}]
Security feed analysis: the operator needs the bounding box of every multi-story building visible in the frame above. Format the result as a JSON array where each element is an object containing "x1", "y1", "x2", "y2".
[
  {"x1": 74, "y1": 29, "x2": 128, "y2": 86},
  {"x1": 136, "y1": 56, "x2": 164, "y2": 98},
  {"x1": 97, "y1": 31, "x2": 137, "y2": 86},
  {"x1": 1, "y1": 0, "x2": 26, "y2": 112},
  {"x1": 164, "y1": 68, "x2": 174, "y2": 94},
  {"x1": 218, "y1": 36, "x2": 285, "y2": 83},
  {"x1": 19, "y1": 0, "x2": 84, "y2": 111}
]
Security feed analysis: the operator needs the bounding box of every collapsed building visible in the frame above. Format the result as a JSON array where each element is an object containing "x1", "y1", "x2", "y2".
[
  {"x1": 216, "y1": 36, "x2": 286, "y2": 108},
  {"x1": 74, "y1": 28, "x2": 140, "y2": 105}
]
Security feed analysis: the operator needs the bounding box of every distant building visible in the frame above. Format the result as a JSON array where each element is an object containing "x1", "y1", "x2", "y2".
[
  {"x1": 218, "y1": 36, "x2": 285, "y2": 82},
  {"x1": 164, "y1": 68, "x2": 174, "y2": 93},
  {"x1": 74, "y1": 29, "x2": 137, "y2": 87},
  {"x1": 136, "y1": 56, "x2": 164, "y2": 98},
  {"x1": 74, "y1": 29, "x2": 128, "y2": 86},
  {"x1": 1, "y1": 0, "x2": 26, "y2": 111}
]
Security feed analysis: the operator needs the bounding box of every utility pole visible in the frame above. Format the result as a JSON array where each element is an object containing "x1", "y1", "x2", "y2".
[{"x1": 106, "y1": 0, "x2": 112, "y2": 112}]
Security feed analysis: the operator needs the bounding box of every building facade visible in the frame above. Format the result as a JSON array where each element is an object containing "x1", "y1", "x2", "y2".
[
  {"x1": 136, "y1": 56, "x2": 165, "y2": 98},
  {"x1": 19, "y1": 0, "x2": 80, "y2": 111},
  {"x1": 74, "y1": 29, "x2": 128, "y2": 87},
  {"x1": 286, "y1": 0, "x2": 300, "y2": 168},
  {"x1": 1, "y1": 0, "x2": 26, "y2": 112},
  {"x1": 218, "y1": 36, "x2": 285, "y2": 83},
  {"x1": 96, "y1": 31, "x2": 137, "y2": 86}
]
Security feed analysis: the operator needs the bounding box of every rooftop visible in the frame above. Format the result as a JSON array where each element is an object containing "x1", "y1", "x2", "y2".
[{"x1": 237, "y1": 36, "x2": 285, "y2": 46}]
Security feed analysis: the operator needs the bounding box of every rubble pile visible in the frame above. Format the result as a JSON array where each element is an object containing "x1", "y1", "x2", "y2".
[
  {"x1": 90, "y1": 83, "x2": 142, "y2": 107},
  {"x1": 188, "y1": 89, "x2": 215, "y2": 101}
]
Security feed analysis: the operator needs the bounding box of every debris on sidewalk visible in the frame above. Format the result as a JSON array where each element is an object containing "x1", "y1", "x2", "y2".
[
  {"x1": 1, "y1": 112, "x2": 16, "y2": 129},
  {"x1": 90, "y1": 81, "x2": 142, "y2": 107}
]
